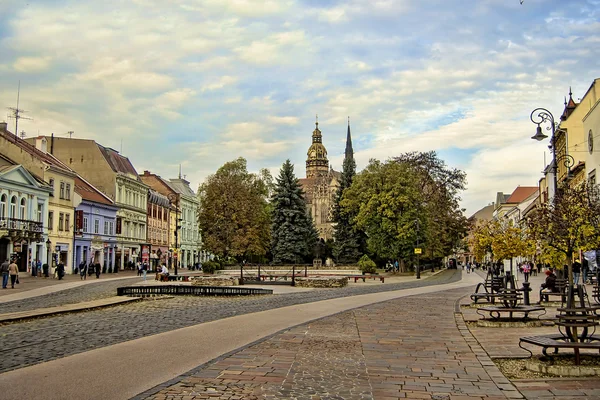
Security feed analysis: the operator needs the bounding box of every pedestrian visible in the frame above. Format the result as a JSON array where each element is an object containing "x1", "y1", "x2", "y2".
[
  {"x1": 466, "y1": 262, "x2": 471, "y2": 274},
  {"x1": 1, "y1": 259, "x2": 9, "y2": 289},
  {"x1": 582, "y1": 257, "x2": 589, "y2": 284},
  {"x1": 142, "y1": 262, "x2": 147, "y2": 281},
  {"x1": 57, "y1": 263, "x2": 65, "y2": 280},
  {"x1": 394, "y1": 260, "x2": 399, "y2": 272},
  {"x1": 137, "y1": 261, "x2": 142, "y2": 277},
  {"x1": 573, "y1": 258, "x2": 582, "y2": 285},
  {"x1": 31, "y1": 260, "x2": 37, "y2": 277},
  {"x1": 43, "y1": 262, "x2": 49, "y2": 278},
  {"x1": 8, "y1": 259, "x2": 19, "y2": 289},
  {"x1": 95, "y1": 263, "x2": 101, "y2": 279},
  {"x1": 523, "y1": 262, "x2": 531, "y2": 282},
  {"x1": 80, "y1": 262, "x2": 88, "y2": 280}
]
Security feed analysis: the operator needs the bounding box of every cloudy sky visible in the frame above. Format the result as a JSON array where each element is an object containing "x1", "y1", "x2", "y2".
[{"x1": 1, "y1": 0, "x2": 599, "y2": 215}]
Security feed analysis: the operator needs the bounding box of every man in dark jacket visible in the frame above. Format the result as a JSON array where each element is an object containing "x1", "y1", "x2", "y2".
[{"x1": 573, "y1": 259, "x2": 582, "y2": 285}]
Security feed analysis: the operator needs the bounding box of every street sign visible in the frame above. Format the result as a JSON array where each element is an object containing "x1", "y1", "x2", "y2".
[{"x1": 414, "y1": 248, "x2": 422, "y2": 254}]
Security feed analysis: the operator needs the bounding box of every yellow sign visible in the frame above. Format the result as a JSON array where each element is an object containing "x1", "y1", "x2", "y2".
[{"x1": 414, "y1": 248, "x2": 422, "y2": 254}]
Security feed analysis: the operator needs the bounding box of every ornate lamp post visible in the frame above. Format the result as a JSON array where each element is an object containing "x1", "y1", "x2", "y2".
[{"x1": 167, "y1": 193, "x2": 180, "y2": 276}]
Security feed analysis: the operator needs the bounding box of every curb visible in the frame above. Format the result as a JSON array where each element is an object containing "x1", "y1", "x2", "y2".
[{"x1": 0, "y1": 297, "x2": 142, "y2": 324}]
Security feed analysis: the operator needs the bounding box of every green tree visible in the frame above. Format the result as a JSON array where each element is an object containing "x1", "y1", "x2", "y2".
[
  {"x1": 332, "y1": 125, "x2": 364, "y2": 263},
  {"x1": 198, "y1": 157, "x2": 271, "y2": 260},
  {"x1": 342, "y1": 159, "x2": 422, "y2": 264},
  {"x1": 271, "y1": 160, "x2": 318, "y2": 263}
]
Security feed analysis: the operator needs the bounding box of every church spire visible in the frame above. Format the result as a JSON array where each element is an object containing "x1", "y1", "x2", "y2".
[{"x1": 345, "y1": 116, "x2": 354, "y2": 160}]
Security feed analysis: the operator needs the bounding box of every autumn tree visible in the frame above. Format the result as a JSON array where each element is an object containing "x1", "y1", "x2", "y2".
[
  {"x1": 527, "y1": 184, "x2": 600, "y2": 286},
  {"x1": 198, "y1": 158, "x2": 271, "y2": 261},
  {"x1": 270, "y1": 160, "x2": 319, "y2": 263}
]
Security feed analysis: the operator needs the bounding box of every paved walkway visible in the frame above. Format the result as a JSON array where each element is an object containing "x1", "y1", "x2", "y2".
[{"x1": 0, "y1": 271, "x2": 480, "y2": 400}]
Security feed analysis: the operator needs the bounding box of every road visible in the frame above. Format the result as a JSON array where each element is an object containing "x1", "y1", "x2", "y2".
[{"x1": 0, "y1": 270, "x2": 460, "y2": 374}]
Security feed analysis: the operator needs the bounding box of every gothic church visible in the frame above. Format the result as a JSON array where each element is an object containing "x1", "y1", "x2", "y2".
[{"x1": 299, "y1": 118, "x2": 353, "y2": 240}]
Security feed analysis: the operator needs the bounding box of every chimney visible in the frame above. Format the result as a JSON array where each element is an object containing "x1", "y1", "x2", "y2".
[
  {"x1": 50, "y1": 133, "x2": 54, "y2": 155},
  {"x1": 0, "y1": 122, "x2": 7, "y2": 132}
]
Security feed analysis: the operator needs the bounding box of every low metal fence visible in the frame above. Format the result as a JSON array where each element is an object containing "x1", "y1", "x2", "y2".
[{"x1": 116, "y1": 285, "x2": 273, "y2": 297}]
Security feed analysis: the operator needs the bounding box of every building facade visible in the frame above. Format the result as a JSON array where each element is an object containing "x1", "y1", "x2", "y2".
[
  {"x1": 582, "y1": 79, "x2": 600, "y2": 188},
  {"x1": 0, "y1": 154, "x2": 52, "y2": 271},
  {"x1": 147, "y1": 189, "x2": 170, "y2": 268},
  {"x1": 73, "y1": 176, "x2": 118, "y2": 271},
  {"x1": 26, "y1": 137, "x2": 149, "y2": 270},
  {"x1": 298, "y1": 120, "x2": 343, "y2": 240},
  {"x1": 168, "y1": 176, "x2": 200, "y2": 268},
  {"x1": 2, "y1": 126, "x2": 78, "y2": 273}
]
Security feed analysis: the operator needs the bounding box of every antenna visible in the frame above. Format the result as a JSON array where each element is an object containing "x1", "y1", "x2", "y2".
[
  {"x1": 7, "y1": 81, "x2": 33, "y2": 135},
  {"x1": 19, "y1": 130, "x2": 26, "y2": 139},
  {"x1": 67, "y1": 131, "x2": 74, "y2": 138}
]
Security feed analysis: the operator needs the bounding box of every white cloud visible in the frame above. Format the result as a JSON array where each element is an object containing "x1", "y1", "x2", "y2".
[{"x1": 13, "y1": 56, "x2": 51, "y2": 72}]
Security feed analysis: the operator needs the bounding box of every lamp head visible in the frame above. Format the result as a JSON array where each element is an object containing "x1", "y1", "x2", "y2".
[{"x1": 531, "y1": 124, "x2": 548, "y2": 141}]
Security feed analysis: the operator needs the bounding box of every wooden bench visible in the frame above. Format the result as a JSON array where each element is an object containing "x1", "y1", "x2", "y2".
[
  {"x1": 539, "y1": 278, "x2": 568, "y2": 303},
  {"x1": 519, "y1": 334, "x2": 600, "y2": 359},
  {"x1": 347, "y1": 275, "x2": 385, "y2": 283},
  {"x1": 477, "y1": 305, "x2": 545, "y2": 320}
]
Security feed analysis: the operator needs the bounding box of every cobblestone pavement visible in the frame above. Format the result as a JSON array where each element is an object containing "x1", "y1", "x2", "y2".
[
  {"x1": 0, "y1": 270, "x2": 461, "y2": 374},
  {"x1": 137, "y1": 286, "x2": 512, "y2": 400}
]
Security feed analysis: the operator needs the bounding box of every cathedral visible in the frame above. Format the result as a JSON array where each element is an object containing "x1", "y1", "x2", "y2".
[{"x1": 299, "y1": 118, "x2": 354, "y2": 240}]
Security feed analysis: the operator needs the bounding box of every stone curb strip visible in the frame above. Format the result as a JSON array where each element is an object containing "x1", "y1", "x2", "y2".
[
  {"x1": 454, "y1": 294, "x2": 525, "y2": 399},
  {"x1": 0, "y1": 296, "x2": 142, "y2": 323}
]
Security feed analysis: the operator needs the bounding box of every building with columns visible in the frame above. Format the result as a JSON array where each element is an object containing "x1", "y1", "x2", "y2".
[
  {"x1": 26, "y1": 137, "x2": 149, "y2": 270},
  {"x1": 0, "y1": 154, "x2": 52, "y2": 271},
  {"x1": 73, "y1": 176, "x2": 118, "y2": 271}
]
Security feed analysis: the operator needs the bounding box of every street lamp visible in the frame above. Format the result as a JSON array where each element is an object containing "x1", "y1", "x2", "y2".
[
  {"x1": 530, "y1": 108, "x2": 575, "y2": 197},
  {"x1": 414, "y1": 219, "x2": 420, "y2": 279},
  {"x1": 46, "y1": 238, "x2": 51, "y2": 276},
  {"x1": 167, "y1": 193, "x2": 180, "y2": 276}
]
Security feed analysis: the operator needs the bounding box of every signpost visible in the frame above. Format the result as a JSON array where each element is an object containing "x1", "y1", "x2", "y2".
[{"x1": 414, "y1": 248, "x2": 422, "y2": 254}]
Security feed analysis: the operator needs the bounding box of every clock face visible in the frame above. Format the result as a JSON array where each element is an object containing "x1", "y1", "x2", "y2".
[{"x1": 589, "y1": 130, "x2": 594, "y2": 154}]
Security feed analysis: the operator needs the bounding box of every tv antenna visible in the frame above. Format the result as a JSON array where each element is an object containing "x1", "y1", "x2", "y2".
[
  {"x1": 19, "y1": 130, "x2": 26, "y2": 139},
  {"x1": 64, "y1": 131, "x2": 74, "y2": 138},
  {"x1": 7, "y1": 81, "x2": 33, "y2": 136}
]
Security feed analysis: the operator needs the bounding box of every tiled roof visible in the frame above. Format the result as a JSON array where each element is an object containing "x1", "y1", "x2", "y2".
[
  {"x1": 97, "y1": 144, "x2": 139, "y2": 177},
  {"x1": 506, "y1": 186, "x2": 538, "y2": 204},
  {"x1": 74, "y1": 176, "x2": 114, "y2": 206},
  {"x1": 168, "y1": 178, "x2": 196, "y2": 197}
]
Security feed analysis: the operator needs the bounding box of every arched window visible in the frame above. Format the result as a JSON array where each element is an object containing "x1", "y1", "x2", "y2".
[
  {"x1": 10, "y1": 196, "x2": 17, "y2": 218},
  {"x1": 0, "y1": 194, "x2": 6, "y2": 219},
  {"x1": 19, "y1": 198, "x2": 26, "y2": 219}
]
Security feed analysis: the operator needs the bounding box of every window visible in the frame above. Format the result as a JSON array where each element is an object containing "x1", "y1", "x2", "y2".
[
  {"x1": 109, "y1": 221, "x2": 114, "y2": 235},
  {"x1": 83, "y1": 217, "x2": 88, "y2": 233},
  {"x1": 104, "y1": 221, "x2": 109, "y2": 235},
  {"x1": 65, "y1": 183, "x2": 71, "y2": 200},
  {"x1": 94, "y1": 219, "x2": 99, "y2": 234},
  {"x1": 10, "y1": 196, "x2": 17, "y2": 218},
  {"x1": 65, "y1": 213, "x2": 70, "y2": 231},
  {"x1": 48, "y1": 211, "x2": 54, "y2": 230},
  {"x1": 49, "y1": 179, "x2": 54, "y2": 197},
  {"x1": 0, "y1": 194, "x2": 6, "y2": 218},
  {"x1": 19, "y1": 198, "x2": 26, "y2": 219},
  {"x1": 37, "y1": 204, "x2": 43, "y2": 222},
  {"x1": 58, "y1": 213, "x2": 64, "y2": 231},
  {"x1": 60, "y1": 182, "x2": 65, "y2": 199}
]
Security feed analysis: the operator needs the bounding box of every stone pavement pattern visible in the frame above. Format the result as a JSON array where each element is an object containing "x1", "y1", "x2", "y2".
[
  {"x1": 0, "y1": 270, "x2": 461, "y2": 373},
  {"x1": 139, "y1": 287, "x2": 514, "y2": 400}
]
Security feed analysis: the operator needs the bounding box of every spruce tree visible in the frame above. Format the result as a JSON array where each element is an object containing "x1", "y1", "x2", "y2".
[
  {"x1": 333, "y1": 122, "x2": 363, "y2": 263},
  {"x1": 271, "y1": 160, "x2": 318, "y2": 263}
]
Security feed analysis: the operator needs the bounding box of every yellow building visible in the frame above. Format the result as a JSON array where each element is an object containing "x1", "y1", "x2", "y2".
[
  {"x1": 0, "y1": 126, "x2": 78, "y2": 272},
  {"x1": 583, "y1": 79, "x2": 600, "y2": 186}
]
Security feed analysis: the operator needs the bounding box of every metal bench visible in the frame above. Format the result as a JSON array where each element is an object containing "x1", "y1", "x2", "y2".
[
  {"x1": 477, "y1": 305, "x2": 545, "y2": 320},
  {"x1": 519, "y1": 334, "x2": 600, "y2": 359},
  {"x1": 347, "y1": 275, "x2": 385, "y2": 283},
  {"x1": 539, "y1": 278, "x2": 568, "y2": 303},
  {"x1": 470, "y1": 276, "x2": 505, "y2": 303}
]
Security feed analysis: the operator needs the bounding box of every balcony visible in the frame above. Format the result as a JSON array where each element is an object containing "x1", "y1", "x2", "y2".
[{"x1": 0, "y1": 217, "x2": 44, "y2": 242}]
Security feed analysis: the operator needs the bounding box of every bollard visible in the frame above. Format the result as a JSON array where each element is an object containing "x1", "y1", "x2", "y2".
[{"x1": 522, "y1": 281, "x2": 531, "y2": 305}]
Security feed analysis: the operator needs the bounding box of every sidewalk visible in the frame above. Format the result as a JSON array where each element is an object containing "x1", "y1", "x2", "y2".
[{"x1": 0, "y1": 271, "x2": 482, "y2": 400}]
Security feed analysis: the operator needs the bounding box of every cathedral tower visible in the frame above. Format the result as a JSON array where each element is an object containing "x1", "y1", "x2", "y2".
[{"x1": 306, "y1": 116, "x2": 329, "y2": 178}]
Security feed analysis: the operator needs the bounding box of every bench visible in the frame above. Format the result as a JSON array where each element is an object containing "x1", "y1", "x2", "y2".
[
  {"x1": 166, "y1": 275, "x2": 190, "y2": 282},
  {"x1": 470, "y1": 276, "x2": 505, "y2": 303},
  {"x1": 347, "y1": 275, "x2": 385, "y2": 283},
  {"x1": 477, "y1": 305, "x2": 545, "y2": 320},
  {"x1": 519, "y1": 334, "x2": 600, "y2": 362},
  {"x1": 539, "y1": 278, "x2": 568, "y2": 303}
]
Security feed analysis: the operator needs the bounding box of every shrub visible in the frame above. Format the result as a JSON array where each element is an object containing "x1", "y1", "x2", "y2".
[
  {"x1": 358, "y1": 255, "x2": 377, "y2": 274},
  {"x1": 202, "y1": 260, "x2": 219, "y2": 274}
]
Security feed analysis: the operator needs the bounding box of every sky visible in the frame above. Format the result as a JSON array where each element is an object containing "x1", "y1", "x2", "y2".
[{"x1": 0, "y1": 0, "x2": 599, "y2": 216}]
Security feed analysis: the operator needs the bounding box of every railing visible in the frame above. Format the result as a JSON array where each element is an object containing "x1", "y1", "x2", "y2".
[
  {"x1": 0, "y1": 217, "x2": 44, "y2": 233},
  {"x1": 116, "y1": 285, "x2": 273, "y2": 297}
]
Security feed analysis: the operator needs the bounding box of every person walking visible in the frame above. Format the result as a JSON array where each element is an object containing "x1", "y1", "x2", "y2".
[
  {"x1": 8, "y1": 259, "x2": 19, "y2": 289},
  {"x1": 142, "y1": 262, "x2": 147, "y2": 281},
  {"x1": 80, "y1": 262, "x2": 88, "y2": 280},
  {"x1": 1, "y1": 259, "x2": 9, "y2": 289},
  {"x1": 523, "y1": 262, "x2": 531, "y2": 282},
  {"x1": 95, "y1": 263, "x2": 101, "y2": 279},
  {"x1": 582, "y1": 257, "x2": 589, "y2": 284},
  {"x1": 573, "y1": 259, "x2": 582, "y2": 285},
  {"x1": 57, "y1": 263, "x2": 65, "y2": 280}
]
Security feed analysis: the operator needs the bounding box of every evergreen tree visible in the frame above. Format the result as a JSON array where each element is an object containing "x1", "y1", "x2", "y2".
[
  {"x1": 271, "y1": 160, "x2": 318, "y2": 263},
  {"x1": 332, "y1": 121, "x2": 363, "y2": 263}
]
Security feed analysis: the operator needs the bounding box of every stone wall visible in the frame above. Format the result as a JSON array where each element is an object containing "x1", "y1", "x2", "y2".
[
  {"x1": 191, "y1": 276, "x2": 239, "y2": 286},
  {"x1": 294, "y1": 277, "x2": 348, "y2": 288}
]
